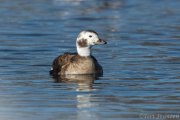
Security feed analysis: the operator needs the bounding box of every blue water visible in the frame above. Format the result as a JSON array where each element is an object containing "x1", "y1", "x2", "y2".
[{"x1": 0, "y1": 0, "x2": 180, "y2": 120}]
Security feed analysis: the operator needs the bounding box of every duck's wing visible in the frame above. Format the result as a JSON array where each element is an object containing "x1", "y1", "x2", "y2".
[
  {"x1": 91, "y1": 55, "x2": 103, "y2": 75},
  {"x1": 50, "y1": 52, "x2": 77, "y2": 76}
]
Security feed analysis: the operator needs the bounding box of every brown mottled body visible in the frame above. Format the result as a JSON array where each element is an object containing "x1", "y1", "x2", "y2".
[
  {"x1": 51, "y1": 53, "x2": 103, "y2": 76},
  {"x1": 50, "y1": 30, "x2": 106, "y2": 77}
]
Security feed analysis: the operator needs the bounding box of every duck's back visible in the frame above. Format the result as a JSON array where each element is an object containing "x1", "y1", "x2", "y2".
[{"x1": 50, "y1": 53, "x2": 103, "y2": 76}]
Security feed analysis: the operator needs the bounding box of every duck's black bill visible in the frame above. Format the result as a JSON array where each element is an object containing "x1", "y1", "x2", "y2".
[{"x1": 98, "y1": 39, "x2": 107, "y2": 44}]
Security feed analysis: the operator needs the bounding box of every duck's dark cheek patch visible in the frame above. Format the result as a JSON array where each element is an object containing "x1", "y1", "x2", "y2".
[{"x1": 77, "y1": 39, "x2": 88, "y2": 47}]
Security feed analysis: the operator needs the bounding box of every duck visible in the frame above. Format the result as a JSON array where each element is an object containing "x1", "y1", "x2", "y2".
[{"x1": 50, "y1": 30, "x2": 107, "y2": 76}]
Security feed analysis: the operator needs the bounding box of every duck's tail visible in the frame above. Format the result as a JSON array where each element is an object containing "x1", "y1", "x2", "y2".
[{"x1": 49, "y1": 67, "x2": 54, "y2": 75}]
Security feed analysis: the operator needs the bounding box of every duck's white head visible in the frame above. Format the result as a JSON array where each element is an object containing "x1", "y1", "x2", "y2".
[{"x1": 76, "y1": 30, "x2": 107, "y2": 57}]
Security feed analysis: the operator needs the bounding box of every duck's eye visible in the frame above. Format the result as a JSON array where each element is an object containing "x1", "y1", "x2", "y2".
[{"x1": 89, "y1": 35, "x2": 92, "y2": 38}]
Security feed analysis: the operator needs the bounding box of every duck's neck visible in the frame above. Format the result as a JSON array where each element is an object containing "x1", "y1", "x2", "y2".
[{"x1": 77, "y1": 46, "x2": 91, "y2": 57}]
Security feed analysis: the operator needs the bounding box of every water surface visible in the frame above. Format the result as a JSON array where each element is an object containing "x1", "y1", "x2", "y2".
[{"x1": 0, "y1": 0, "x2": 180, "y2": 120}]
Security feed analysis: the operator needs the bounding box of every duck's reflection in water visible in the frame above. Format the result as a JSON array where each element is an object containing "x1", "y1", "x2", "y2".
[
  {"x1": 54, "y1": 74, "x2": 100, "y2": 120},
  {"x1": 54, "y1": 74, "x2": 101, "y2": 91}
]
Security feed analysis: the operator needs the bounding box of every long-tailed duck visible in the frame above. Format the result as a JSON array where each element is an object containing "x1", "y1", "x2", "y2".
[{"x1": 50, "y1": 30, "x2": 107, "y2": 76}]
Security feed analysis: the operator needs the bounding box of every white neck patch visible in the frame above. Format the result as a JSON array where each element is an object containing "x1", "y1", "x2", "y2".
[{"x1": 77, "y1": 46, "x2": 91, "y2": 57}]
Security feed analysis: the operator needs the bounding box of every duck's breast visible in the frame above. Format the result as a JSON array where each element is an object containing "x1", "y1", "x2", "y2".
[{"x1": 63, "y1": 57, "x2": 96, "y2": 74}]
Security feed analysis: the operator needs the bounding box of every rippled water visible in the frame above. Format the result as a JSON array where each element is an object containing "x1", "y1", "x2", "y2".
[{"x1": 0, "y1": 0, "x2": 180, "y2": 120}]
